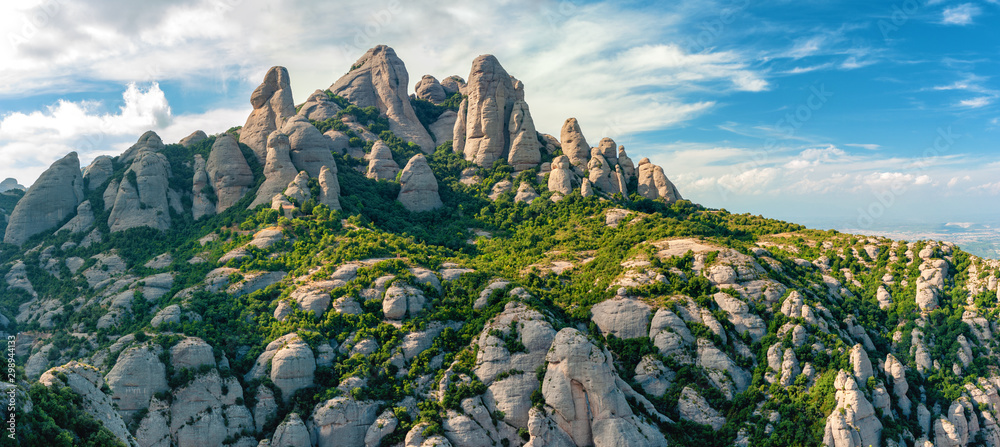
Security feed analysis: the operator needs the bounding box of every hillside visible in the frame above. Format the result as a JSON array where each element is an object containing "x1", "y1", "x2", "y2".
[{"x1": 1, "y1": 45, "x2": 999, "y2": 447}]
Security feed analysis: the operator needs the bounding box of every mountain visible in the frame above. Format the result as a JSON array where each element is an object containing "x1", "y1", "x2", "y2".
[{"x1": 1, "y1": 46, "x2": 999, "y2": 447}]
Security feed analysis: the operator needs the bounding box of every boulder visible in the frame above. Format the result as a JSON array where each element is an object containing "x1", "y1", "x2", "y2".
[
  {"x1": 108, "y1": 146, "x2": 173, "y2": 232},
  {"x1": 581, "y1": 178, "x2": 594, "y2": 197},
  {"x1": 105, "y1": 344, "x2": 169, "y2": 419},
  {"x1": 590, "y1": 297, "x2": 652, "y2": 339},
  {"x1": 397, "y1": 154, "x2": 443, "y2": 212},
  {"x1": 250, "y1": 132, "x2": 299, "y2": 208},
  {"x1": 596, "y1": 137, "x2": 618, "y2": 165},
  {"x1": 678, "y1": 387, "x2": 725, "y2": 430},
  {"x1": 284, "y1": 171, "x2": 311, "y2": 205},
  {"x1": 4, "y1": 152, "x2": 85, "y2": 245},
  {"x1": 242, "y1": 66, "x2": 296, "y2": 163},
  {"x1": 429, "y1": 110, "x2": 457, "y2": 145},
  {"x1": 414, "y1": 75, "x2": 447, "y2": 104},
  {"x1": 366, "y1": 141, "x2": 400, "y2": 181},
  {"x1": 634, "y1": 356, "x2": 674, "y2": 397},
  {"x1": 588, "y1": 151, "x2": 615, "y2": 192},
  {"x1": 559, "y1": 118, "x2": 590, "y2": 170},
  {"x1": 179, "y1": 130, "x2": 208, "y2": 147},
  {"x1": 298, "y1": 89, "x2": 341, "y2": 122},
  {"x1": 272, "y1": 414, "x2": 311, "y2": 447},
  {"x1": 850, "y1": 344, "x2": 873, "y2": 384},
  {"x1": 309, "y1": 396, "x2": 381, "y2": 447},
  {"x1": 119, "y1": 130, "x2": 164, "y2": 164},
  {"x1": 282, "y1": 114, "x2": 337, "y2": 177},
  {"x1": 82, "y1": 155, "x2": 114, "y2": 189},
  {"x1": 207, "y1": 134, "x2": 253, "y2": 213},
  {"x1": 330, "y1": 45, "x2": 434, "y2": 152},
  {"x1": 318, "y1": 165, "x2": 342, "y2": 210},
  {"x1": 58, "y1": 200, "x2": 95, "y2": 234},
  {"x1": 270, "y1": 336, "x2": 316, "y2": 402},
  {"x1": 192, "y1": 154, "x2": 216, "y2": 220},
  {"x1": 547, "y1": 155, "x2": 574, "y2": 195},
  {"x1": 382, "y1": 282, "x2": 426, "y2": 320},
  {"x1": 440, "y1": 75, "x2": 466, "y2": 96},
  {"x1": 636, "y1": 158, "x2": 682, "y2": 202},
  {"x1": 514, "y1": 182, "x2": 539, "y2": 204}
]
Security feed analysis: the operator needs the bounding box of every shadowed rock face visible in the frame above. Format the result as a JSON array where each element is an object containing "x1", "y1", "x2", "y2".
[
  {"x1": 108, "y1": 145, "x2": 173, "y2": 233},
  {"x1": 397, "y1": 154, "x2": 442, "y2": 212},
  {"x1": 282, "y1": 114, "x2": 337, "y2": 178},
  {"x1": 119, "y1": 131, "x2": 164, "y2": 165},
  {"x1": 454, "y1": 55, "x2": 540, "y2": 170},
  {"x1": 330, "y1": 45, "x2": 435, "y2": 152},
  {"x1": 207, "y1": 134, "x2": 253, "y2": 213},
  {"x1": 415, "y1": 74, "x2": 448, "y2": 104},
  {"x1": 250, "y1": 132, "x2": 299, "y2": 209},
  {"x1": 82, "y1": 156, "x2": 113, "y2": 190},
  {"x1": 242, "y1": 66, "x2": 296, "y2": 163},
  {"x1": 4, "y1": 152, "x2": 84, "y2": 245}
]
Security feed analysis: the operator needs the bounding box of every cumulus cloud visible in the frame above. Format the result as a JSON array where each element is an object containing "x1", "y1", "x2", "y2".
[{"x1": 941, "y1": 4, "x2": 981, "y2": 25}]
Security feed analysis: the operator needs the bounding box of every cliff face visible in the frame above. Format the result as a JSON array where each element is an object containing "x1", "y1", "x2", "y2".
[{"x1": 7, "y1": 45, "x2": 993, "y2": 447}]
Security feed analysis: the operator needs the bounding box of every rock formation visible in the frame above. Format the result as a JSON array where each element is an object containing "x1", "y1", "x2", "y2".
[
  {"x1": 330, "y1": 45, "x2": 435, "y2": 152},
  {"x1": 440, "y1": 75, "x2": 466, "y2": 96},
  {"x1": 242, "y1": 66, "x2": 296, "y2": 163},
  {"x1": 618, "y1": 147, "x2": 635, "y2": 180},
  {"x1": 318, "y1": 165, "x2": 342, "y2": 210},
  {"x1": 454, "y1": 55, "x2": 540, "y2": 169},
  {"x1": 366, "y1": 141, "x2": 400, "y2": 181},
  {"x1": 822, "y1": 370, "x2": 882, "y2": 447},
  {"x1": 108, "y1": 141, "x2": 173, "y2": 232},
  {"x1": 298, "y1": 89, "x2": 341, "y2": 121},
  {"x1": 4, "y1": 152, "x2": 84, "y2": 245},
  {"x1": 636, "y1": 158, "x2": 682, "y2": 203},
  {"x1": 192, "y1": 154, "x2": 215, "y2": 220},
  {"x1": 560, "y1": 118, "x2": 590, "y2": 170},
  {"x1": 548, "y1": 155, "x2": 575, "y2": 196},
  {"x1": 415, "y1": 75, "x2": 448, "y2": 104},
  {"x1": 0, "y1": 178, "x2": 25, "y2": 192},
  {"x1": 284, "y1": 171, "x2": 311, "y2": 205},
  {"x1": 119, "y1": 130, "x2": 164, "y2": 164},
  {"x1": 251, "y1": 132, "x2": 299, "y2": 209},
  {"x1": 207, "y1": 134, "x2": 253, "y2": 213},
  {"x1": 179, "y1": 130, "x2": 208, "y2": 147},
  {"x1": 40, "y1": 362, "x2": 135, "y2": 446},
  {"x1": 282, "y1": 114, "x2": 337, "y2": 177},
  {"x1": 58, "y1": 200, "x2": 95, "y2": 234},
  {"x1": 397, "y1": 154, "x2": 442, "y2": 212},
  {"x1": 82, "y1": 155, "x2": 113, "y2": 190}
]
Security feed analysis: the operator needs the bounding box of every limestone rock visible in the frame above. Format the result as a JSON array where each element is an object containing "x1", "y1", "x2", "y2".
[
  {"x1": 251, "y1": 132, "x2": 299, "y2": 208},
  {"x1": 206, "y1": 134, "x2": 253, "y2": 213},
  {"x1": 82, "y1": 155, "x2": 113, "y2": 189},
  {"x1": 559, "y1": 118, "x2": 589, "y2": 170},
  {"x1": 0, "y1": 178, "x2": 24, "y2": 192},
  {"x1": 58, "y1": 200, "x2": 95, "y2": 234},
  {"x1": 540, "y1": 328, "x2": 669, "y2": 446},
  {"x1": 108, "y1": 147, "x2": 172, "y2": 232},
  {"x1": 309, "y1": 396, "x2": 381, "y2": 447},
  {"x1": 636, "y1": 158, "x2": 682, "y2": 202},
  {"x1": 330, "y1": 45, "x2": 434, "y2": 152},
  {"x1": 170, "y1": 337, "x2": 216, "y2": 371},
  {"x1": 119, "y1": 130, "x2": 164, "y2": 164},
  {"x1": 876, "y1": 285, "x2": 893, "y2": 309},
  {"x1": 382, "y1": 282, "x2": 426, "y2": 320},
  {"x1": 441, "y1": 75, "x2": 466, "y2": 96},
  {"x1": 272, "y1": 413, "x2": 311, "y2": 447},
  {"x1": 270, "y1": 336, "x2": 316, "y2": 402},
  {"x1": 590, "y1": 297, "x2": 652, "y2": 339},
  {"x1": 429, "y1": 110, "x2": 457, "y2": 145},
  {"x1": 678, "y1": 387, "x2": 725, "y2": 430},
  {"x1": 634, "y1": 355, "x2": 674, "y2": 397},
  {"x1": 588, "y1": 151, "x2": 615, "y2": 192},
  {"x1": 366, "y1": 141, "x2": 400, "y2": 181},
  {"x1": 454, "y1": 55, "x2": 538, "y2": 168},
  {"x1": 850, "y1": 344, "x2": 873, "y2": 384},
  {"x1": 618, "y1": 147, "x2": 635, "y2": 180},
  {"x1": 580, "y1": 178, "x2": 594, "y2": 197},
  {"x1": 397, "y1": 154, "x2": 443, "y2": 212},
  {"x1": 697, "y1": 338, "x2": 750, "y2": 399},
  {"x1": 365, "y1": 409, "x2": 398, "y2": 447},
  {"x1": 192, "y1": 155, "x2": 216, "y2": 220},
  {"x1": 105, "y1": 344, "x2": 168, "y2": 419},
  {"x1": 151, "y1": 304, "x2": 182, "y2": 328},
  {"x1": 415, "y1": 75, "x2": 448, "y2": 104},
  {"x1": 242, "y1": 66, "x2": 296, "y2": 162},
  {"x1": 179, "y1": 130, "x2": 208, "y2": 147},
  {"x1": 282, "y1": 114, "x2": 337, "y2": 177},
  {"x1": 170, "y1": 369, "x2": 252, "y2": 446},
  {"x1": 548, "y1": 155, "x2": 574, "y2": 196},
  {"x1": 822, "y1": 370, "x2": 882, "y2": 447},
  {"x1": 298, "y1": 89, "x2": 341, "y2": 122},
  {"x1": 284, "y1": 171, "x2": 311, "y2": 205},
  {"x1": 4, "y1": 152, "x2": 84, "y2": 245},
  {"x1": 318, "y1": 165, "x2": 342, "y2": 211}
]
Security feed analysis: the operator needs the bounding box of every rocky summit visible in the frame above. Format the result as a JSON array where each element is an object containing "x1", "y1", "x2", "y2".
[{"x1": 2, "y1": 44, "x2": 998, "y2": 447}]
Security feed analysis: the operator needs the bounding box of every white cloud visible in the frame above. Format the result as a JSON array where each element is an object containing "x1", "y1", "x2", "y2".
[
  {"x1": 0, "y1": 82, "x2": 248, "y2": 186},
  {"x1": 845, "y1": 143, "x2": 880, "y2": 150},
  {"x1": 941, "y1": 3, "x2": 981, "y2": 25},
  {"x1": 959, "y1": 96, "x2": 993, "y2": 108}
]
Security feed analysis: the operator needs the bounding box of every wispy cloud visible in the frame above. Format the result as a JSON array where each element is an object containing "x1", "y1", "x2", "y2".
[
  {"x1": 941, "y1": 3, "x2": 981, "y2": 25},
  {"x1": 959, "y1": 97, "x2": 994, "y2": 108}
]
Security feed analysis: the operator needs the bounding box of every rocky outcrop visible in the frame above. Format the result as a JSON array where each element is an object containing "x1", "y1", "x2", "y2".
[
  {"x1": 678, "y1": 387, "x2": 725, "y2": 430},
  {"x1": 588, "y1": 150, "x2": 615, "y2": 193},
  {"x1": 251, "y1": 132, "x2": 299, "y2": 208},
  {"x1": 4, "y1": 152, "x2": 84, "y2": 245},
  {"x1": 207, "y1": 134, "x2": 253, "y2": 213},
  {"x1": 82, "y1": 155, "x2": 113, "y2": 189},
  {"x1": 179, "y1": 130, "x2": 208, "y2": 147},
  {"x1": 850, "y1": 344, "x2": 873, "y2": 384},
  {"x1": 397, "y1": 154, "x2": 442, "y2": 212},
  {"x1": 40, "y1": 362, "x2": 135, "y2": 446},
  {"x1": 318, "y1": 165, "x2": 342, "y2": 210},
  {"x1": 270, "y1": 336, "x2": 316, "y2": 402},
  {"x1": 415, "y1": 75, "x2": 448, "y2": 104},
  {"x1": 120, "y1": 130, "x2": 165, "y2": 164},
  {"x1": 441, "y1": 75, "x2": 466, "y2": 96},
  {"x1": 309, "y1": 396, "x2": 381, "y2": 447},
  {"x1": 58, "y1": 200, "x2": 95, "y2": 234},
  {"x1": 282, "y1": 114, "x2": 337, "y2": 177},
  {"x1": 298, "y1": 89, "x2": 341, "y2": 121},
  {"x1": 538, "y1": 328, "x2": 669, "y2": 446},
  {"x1": 822, "y1": 370, "x2": 882, "y2": 447},
  {"x1": 382, "y1": 282, "x2": 426, "y2": 320},
  {"x1": 429, "y1": 110, "x2": 457, "y2": 145},
  {"x1": 560, "y1": 118, "x2": 590, "y2": 170},
  {"x1": 590, "y1": 297, "x2": 651, "y2": 339},
  {"x1": 636, "y1": 158, "x2": 682, "y2": 202},
  {"x1": 192, "y1": 154, "x2": 215, "y2": 220},
  {"x1": 454, "y1": 55, "x2": 539, "y2": 169},
  {"x1": 618, "y1": 147, "x2": 635, "y2": 180},
  {"x1": 885, "y1": 353, "x2": 911, "y2": 416},
  {"x1": 272, "y1": 413, "x2": 312, "y2": 447},
  {"x1": 330, "y1": 45, "x2": 434, "y2": 152},
  {"x1": 514, "y1": 182, "x2": 539, "y2": 204},
  {"x1": 548, "y1": 155, "x2": 575, "y2": 196},
  {"x1": 0, "y1": 178, "x2": 25, "y2": 192},
  {"x1": 105, "y1": 344, "x2": 168, "y2": 420},
  {"x1": 366, "y1": 141, "x2": 400, "y2": 181},
  {"x1": 242, "y1": 66, "x2": 296, "y2": 162},
  {"x1": 284, "y1": 171, "x2": 311, "y2": 205},
  {"x1": 108, "y1": 144, "x2": 173, "y2": 232}
]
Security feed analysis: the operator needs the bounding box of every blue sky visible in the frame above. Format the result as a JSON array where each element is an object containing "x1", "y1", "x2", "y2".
[{"x1": 0, "y1": 0, "x2": 998, "y2": 237}]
